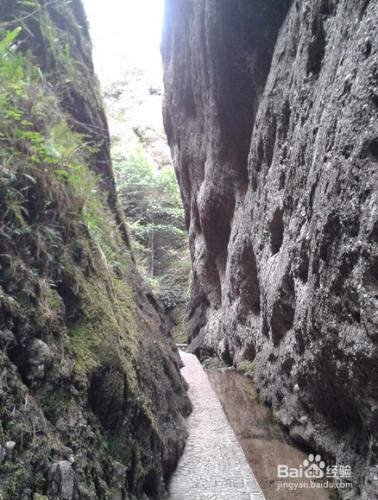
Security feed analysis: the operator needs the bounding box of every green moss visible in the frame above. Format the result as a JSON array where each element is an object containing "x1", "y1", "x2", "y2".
[
  {"x1": 67, "y1": 264, "x2": 139, "y2": 395},
  {"x1": 69, "y1": 324, "x2": 99, "y2": 377},
  {"x1": 202, "y1": 356, "x2": 226, "y2": 370},
  {"x1": 39, "y1": 387, "x2": 71, "y2": 424},
  {"x1": 0, "y1": 466, "x2": 26, "y2": 499},
  {"x1": 130, "y1": 443, "x2": 146, "y2": 490},
  {"x1": 35, "y1": 281, "x2": 64, "y2": 336},
  {"x1": 39, "y1": 9, "x2": 76, "y2": 83},
  {"x1": 238, "y1": 360, "x2": 255, "y2": 378},
  {"x1": 104, "y1": 429, "x2": 133, "y2": 463}
]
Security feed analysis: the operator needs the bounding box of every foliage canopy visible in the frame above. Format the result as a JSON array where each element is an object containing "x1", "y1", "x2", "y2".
[{"x1": 114, "y1": 149, "x2": 190, "y2": 331}]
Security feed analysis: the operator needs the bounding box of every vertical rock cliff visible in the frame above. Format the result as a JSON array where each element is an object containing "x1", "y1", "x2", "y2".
[
  {"x1": 162, "y1": 0, "x2": 378, "y2": 497},
  {"x1": 0, "y1": 1, "x2": 190, "y2": 498}
]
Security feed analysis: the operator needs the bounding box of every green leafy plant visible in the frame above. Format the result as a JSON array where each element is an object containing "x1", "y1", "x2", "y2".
[
  {"x1": 238, "y1": 360, "x2": 255, "y2": 378},
  {"x1": 202, "y1": 356, "x2": 226, "y2": 370},
  {"x1": 114, "y1": 148, "x2": 191, "y2": 335},
  {"x1": 0, "y1": 26, "x2": 124, "y2": 278}
]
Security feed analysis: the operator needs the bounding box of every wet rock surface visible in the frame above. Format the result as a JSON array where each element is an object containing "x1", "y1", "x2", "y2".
[
  {"x1": 163, "y1": 0, "x2": 378, "y2": 497},
  {"x1": 209, "y1": 368, "x2": 336, "y2": 499}
]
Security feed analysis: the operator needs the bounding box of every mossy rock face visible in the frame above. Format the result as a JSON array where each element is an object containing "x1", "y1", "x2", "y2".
[
  {"x1": 88, "y1": 364, "x2": 126, "y2": 430},
  {"x1": 32, "y1": 494, "x2": 48, "y2": 500},
  {"x1": 0, "y1": 1, "x2": 190, "y2": 498}
]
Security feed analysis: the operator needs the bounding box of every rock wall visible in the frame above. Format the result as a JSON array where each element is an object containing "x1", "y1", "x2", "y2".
[
  {"x1": 162, "y1": 0, "x2": 378, "y2": 497},
  {"x1": 0, "y1": 1, "x2": 190, "y2": 499}
]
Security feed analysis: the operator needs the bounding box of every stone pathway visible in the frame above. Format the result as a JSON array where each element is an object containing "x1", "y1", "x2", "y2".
[{"x1": 168, "y1": 352, "x2": 266, "y2": 500}]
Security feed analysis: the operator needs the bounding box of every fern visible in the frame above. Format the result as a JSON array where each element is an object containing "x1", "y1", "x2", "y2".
[{"x1": 0, "y1": 26, "x2": 21, "y2": 54}]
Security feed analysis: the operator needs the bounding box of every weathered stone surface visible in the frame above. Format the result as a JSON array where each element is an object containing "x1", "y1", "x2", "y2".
[
  {"x1": 47, "y1": 461, "x2": 75, "y2": 500},
  {"x1": 4, "y1": 441, "x2": 15, "y2": 459},
  {"x1": 0, "y1": 445, "x2": 6, "y2": 464},
  {"x1": 27, "y1": 339, "x2": 53, "y2": 380},
  {"x1": 163, "y1": 0, "x2": 378, "y2": 497}
]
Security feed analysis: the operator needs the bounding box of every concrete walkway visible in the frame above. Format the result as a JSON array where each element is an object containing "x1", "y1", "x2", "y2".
[{"x1": 168, "y1": 352, "x2": 266, "y2": 500}]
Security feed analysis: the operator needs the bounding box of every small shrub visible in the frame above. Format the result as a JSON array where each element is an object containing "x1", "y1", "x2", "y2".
[
  {"x1": 202, "y1": 356, "x2": 226, "y2": 370},
  {"x1": 238, "y1": 360, "x2": 255, "y2": 378},
  {"x1": 0, "y1": 27, "x2": 123, "y2": 273}
]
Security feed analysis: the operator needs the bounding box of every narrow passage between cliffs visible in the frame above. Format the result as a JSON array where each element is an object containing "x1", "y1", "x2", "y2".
[{"x1": 170, "y1": 352, "x2": 337, "y2": 500}]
